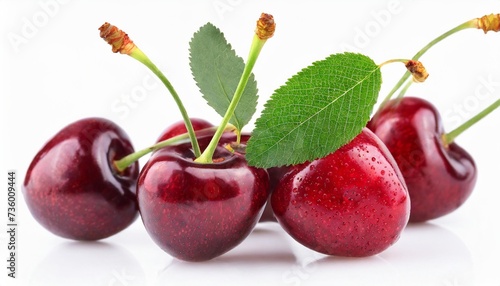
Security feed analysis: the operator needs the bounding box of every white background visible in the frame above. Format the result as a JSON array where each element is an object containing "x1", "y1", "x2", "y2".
[{"x1": 2, "y1": 0, "x2": 500, "y2": 285}]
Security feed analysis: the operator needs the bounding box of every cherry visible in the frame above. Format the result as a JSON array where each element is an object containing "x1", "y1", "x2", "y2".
[
  {"x1": 137, "y1": 132, "x2": 269, "y2": 261},
  {"x1": 156, "y1": 118, "x2": 213, "y2": 143},
  {"x1": 22, "y1": 117, "x2": 139, "y2": 240},
  {"x1": 259, "y1": 166, "x2": 291, "y2": 223},
  {"x1": 368, "y1": 14, "x2": 500, "y2": 222},
  {"x1": 367, "y1": 97, "x2": 478, "y2": 222},
  {"x1": 156, "y1": 118, "x2": 284, "y2": 224},
  {"x1": 271, "y1": 128, "x2": 410, "y2": 257},
  {"x1": 100, "y1": 15, "x2": 274, "y2": 260}
]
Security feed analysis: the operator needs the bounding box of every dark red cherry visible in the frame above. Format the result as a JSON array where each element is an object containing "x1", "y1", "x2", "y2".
[
  {"x1": 137, "y1": 132, "x2": 269, "y2": 261},
  {"x1": 156, "y1": 118, "x2": 213, "y2": 143},
  {"x1": 259, "y1": 166, "x2": 291, "y2": 223},
  {"x1": 22, "y1": 117, "x2": 139, "y2": 240},
  {"x1": 367, "y1": 97, "x2": 477, "y2": 222}
]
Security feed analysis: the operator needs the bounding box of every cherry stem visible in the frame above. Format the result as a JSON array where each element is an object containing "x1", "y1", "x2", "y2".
[
  {"x1": 195, "y1": 13, "x2": 275, "y2": 164},
  {"x1": 443, "y1": 99, "x2": 500, "y2": 145},
  {"x1": 381, "y1": 20, "x2": 476, "y2": 106},
  {"x1": 195, "y1": 38, "x2": 264, "y2": 163},
  {"x1": 113, "y1": 126, "x2": 234, "y2": 172},
  {"x1": 379, "y1": 58, "x2": 428, "y2": 84},
  {"x1": 129, "y1": 50, "x2": 202, "y2": 158},
  {"x1": 397, "y1": 80, "x2": 413, "y2": 98},
  {"x1": 99, "y1": 23, "x2": 201, "y2": 158},
  {"x1": 378, "y1": 58, "x2": 411, "y2": 67}
]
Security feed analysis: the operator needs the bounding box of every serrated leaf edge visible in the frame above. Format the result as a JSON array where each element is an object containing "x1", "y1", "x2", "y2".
[
  {"x1": 247, "y1": 53, "x2": 381, "y2": 168},
  {"x1": 188, "y1": 22, "x2": 259, "y2": 131}
]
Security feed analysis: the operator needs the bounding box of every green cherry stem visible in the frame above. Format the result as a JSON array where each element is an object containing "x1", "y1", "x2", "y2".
[
  {"x1": 397, "y1": 79, "x2": 413, "y2": 98},
  {"x1": 130, "y1": 50, "x2": 202, "y2": 157},
  {"x1": 381, "y1": 13, "x2": 500, "y2": 105},
  {"x1": 443, "y1": 98, "x2": 500, "y2": 145},
  {"x1": 195, "y1": 13, "x2": 275, "y2": 164},
  {"x1": 383, "y1": 22, "x2": 470, "y2": 103},
  {"x1": 113, "y1": 125, "x2": 235, "y2": 172},
  {"x1": 99, "y1": 22, "x2": 202, "y2": 158}
]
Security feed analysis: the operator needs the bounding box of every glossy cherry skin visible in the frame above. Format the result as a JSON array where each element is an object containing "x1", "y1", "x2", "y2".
[
  {"x1": 22, "y1": 117, "x2": 139, "y2": 240},
  {"x1": 259, "y1": 166, "x2": 291, "y2": 223},
  {"x1": 272, "y1": 128, "x2": 410, "y2": 257},
  {"x1": 155, "y1": 119, "x2": 279, "y2": 224},
  {"x1": 156, "y1": 117, "x2": 213, "y2": 143},
  {"x1": 137, "y1": 132, "x2": 269, "y2": 261},
  {"x1": 367, "y1": 97, "x2": 477, "y2": 222},
  {"x1": 156, "y1": 119, "x2": 279, "y2": 224}
]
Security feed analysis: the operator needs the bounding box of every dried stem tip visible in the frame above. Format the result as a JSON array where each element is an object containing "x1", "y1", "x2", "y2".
[
  {"x1": 256, "y1": 13, "x2": 275, "y2": 40},
  {"x1": 477, "y1": 13, "x2": 500, "y2": 33},
  {"x1": 99, "y1": 22, "x2": 136, "y2": 54},
  {"x1": 405, "y1": 60, "x2": 429, "y2": 83}
]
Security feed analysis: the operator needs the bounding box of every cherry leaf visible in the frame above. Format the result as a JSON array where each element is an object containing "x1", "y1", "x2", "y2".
[
  {"x1": 246, "y1": 52, "x2": 381, "y2": 168},
  {"x1": 189, "y1": 23, "x2": 258, "y2": 133}
]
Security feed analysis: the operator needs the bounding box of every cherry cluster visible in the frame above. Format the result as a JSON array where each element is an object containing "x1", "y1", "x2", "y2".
[{"x1": 22, "y1": 13, "x2": 500, "y2": 262}]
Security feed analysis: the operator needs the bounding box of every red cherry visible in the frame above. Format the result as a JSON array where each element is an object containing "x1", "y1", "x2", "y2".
[
  {"x1": 22, "y1": 117, "x2": 139, "y2": 240},
  {"x1": 153, "y1": 117, "x2": 280, "y2": 230},
  {"x1": 367, "y1": 97, "x2": 477, "y2": 222},
  {"x1": 272, "y1": 128, "x2": 410, "y2": 257},
  {"x1": 156, "y1": 118, "x2": 213, "y2": 143},
  {"x1": 137, "y1": 132, "x2": 269, "y2": 261},
  {"x1": 259, "y1": 166, "x2": 291, "y2": 223}
]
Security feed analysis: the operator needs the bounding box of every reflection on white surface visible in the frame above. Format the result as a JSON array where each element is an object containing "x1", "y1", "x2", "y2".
[
  {"x1": 155, "y1": 224, "x2": 297, "y2": 285},
  {"x1": 381, "y1": 223, "x2": 474, "y2": 286},
  {"x1": 29, "y1": 241, "x2": 146, "y2": 286},
  {"x1": 151, "y1": 222, "x2": 473, "y2": 286},
  {"x1": 298, "y1": 223, "x2": 473, "y2": 286}
]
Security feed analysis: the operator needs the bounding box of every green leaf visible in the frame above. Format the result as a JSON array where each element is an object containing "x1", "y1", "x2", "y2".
[
  {"x1": 189, "y1": 23, "x2": 258, "y2": 132},
  {"x1": 246, "y1": 52, "x2": 381, "y2": 168}
]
